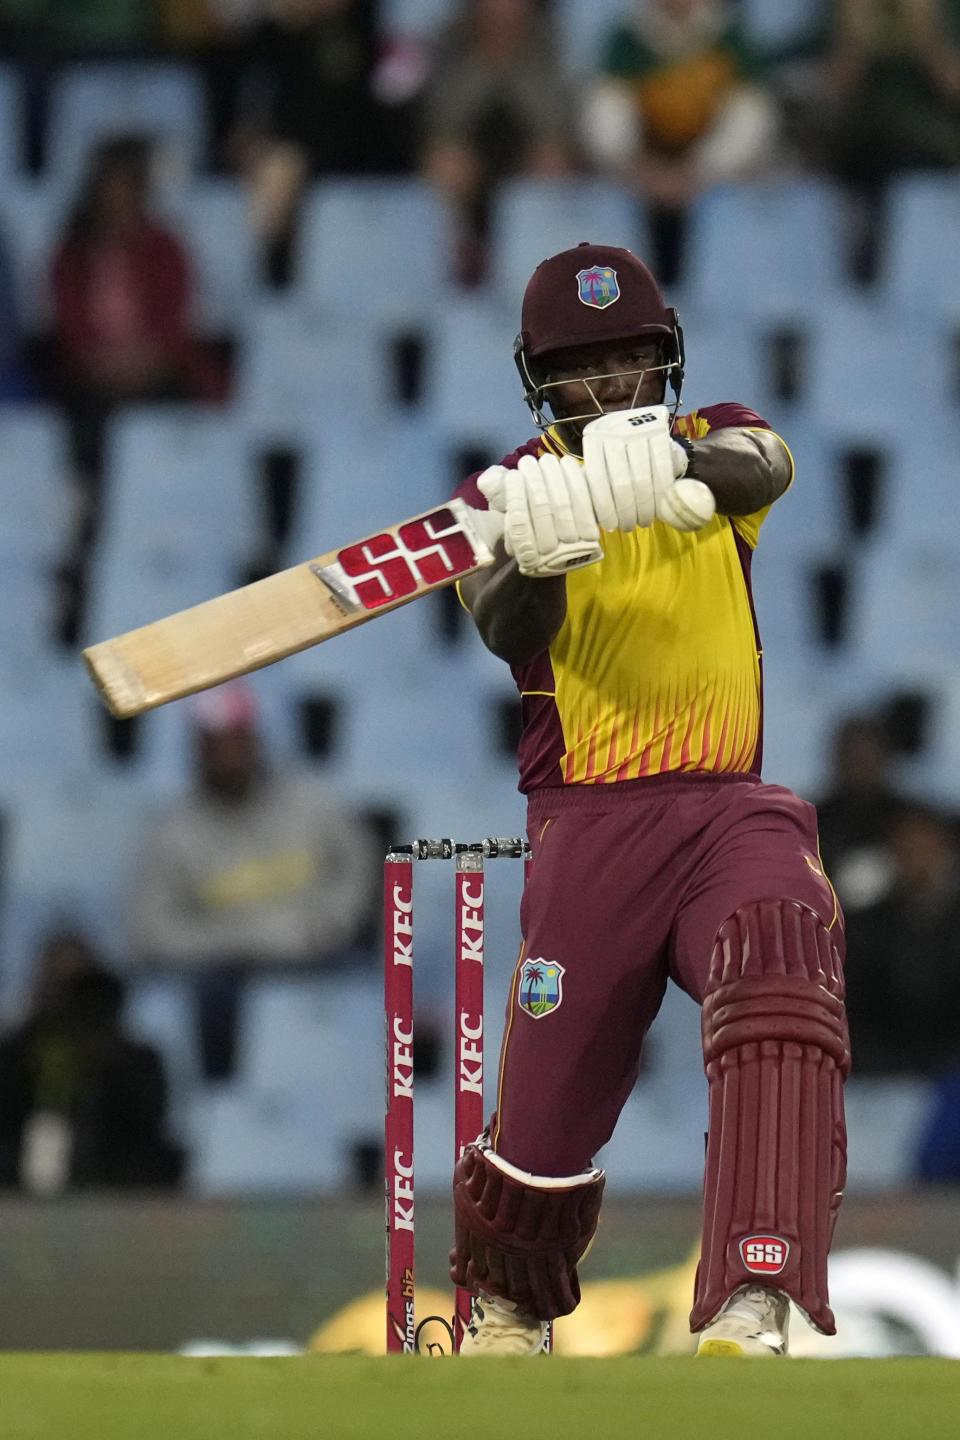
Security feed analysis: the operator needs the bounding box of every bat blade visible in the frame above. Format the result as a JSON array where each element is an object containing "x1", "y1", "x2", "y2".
[{"x1": 83, "y1": 499, "x2": 497, "y2": 718}]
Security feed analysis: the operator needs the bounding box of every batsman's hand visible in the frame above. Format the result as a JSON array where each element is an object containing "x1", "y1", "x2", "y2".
[
  {"x1": 477, "y1": 453, "x2": 604, "y2": 578},
  {"x1": 582, "y1": 405, "x2": 693, "y2": 530}
]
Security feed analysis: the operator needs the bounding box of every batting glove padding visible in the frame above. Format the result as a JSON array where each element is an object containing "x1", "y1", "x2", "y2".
[
  {"x1": 582, "y1": 405, "x2": 704, "y2": 531},
  {"x1": 477, "y1": 454, "x2": 604, "y2": 577}
]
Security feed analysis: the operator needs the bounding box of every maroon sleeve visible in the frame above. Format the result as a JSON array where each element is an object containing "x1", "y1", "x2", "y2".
[
  {"x1": 451, "y1": 437, "x2": 544, "y2": 507},
  {"x1": 694, "y1": 402, "x2": 772, "y2": 433}
]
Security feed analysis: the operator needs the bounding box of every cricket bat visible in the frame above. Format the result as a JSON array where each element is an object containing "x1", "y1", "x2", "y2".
[{"x1": 83, "y1": 499, "x2": 502, "y2": 719}]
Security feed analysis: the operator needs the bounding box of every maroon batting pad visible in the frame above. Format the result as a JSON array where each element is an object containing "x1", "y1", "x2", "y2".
[
  {"x1": 691, "y1": 899, "x2": 850, "y2": 1334},
  {"x1": 450, "y1": 1142, "x2": 604, "y2": 1321}
]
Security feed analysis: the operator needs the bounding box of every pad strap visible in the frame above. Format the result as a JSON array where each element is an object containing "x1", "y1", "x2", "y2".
[
  {"x1": 691, "y1": 900, "x2": 850, "y2": 1335},
  {"x1": 450, "y1": 1137, "x2": 605, "y2": 1321}
]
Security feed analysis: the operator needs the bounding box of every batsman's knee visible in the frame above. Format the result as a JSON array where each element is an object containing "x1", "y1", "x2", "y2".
[
  {"x1": 450, "y1": 1133, "x2": 604, "y2": 1321},
  {"x1": 704, "y1": 898, "x2": 850, "y2": 1075}
]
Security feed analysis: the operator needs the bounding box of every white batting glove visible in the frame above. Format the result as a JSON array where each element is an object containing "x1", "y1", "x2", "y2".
[
  {"x1": 581, "y1": 405, "x2": 688, "y2": 530},
  {"x1": 477, "y1": 453, "x2": 604, "y2": 578},
  {"x1": 657, "y1": 477, "x2": 717, "y2": 532}
]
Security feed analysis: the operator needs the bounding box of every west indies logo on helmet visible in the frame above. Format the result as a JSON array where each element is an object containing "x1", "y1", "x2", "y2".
[{"x1": 514, "y1": 242, "x2": 685, "y2": 444}]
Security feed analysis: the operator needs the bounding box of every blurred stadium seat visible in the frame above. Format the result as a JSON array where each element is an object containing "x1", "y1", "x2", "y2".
[
  {"x1": 190, "y1": 972, "x2": 384, "y2": 1192},
  {"x1": 382, "y1": 0, "x2": 450, "y2": 35},
  {"x1": 164, "y1": 179, "x2": 261, "y2": 336},
  {"x1": 553, "y1": 0, "x2": 640, "y2": 74},
  {"x1": 845, "y1": 533, "x2": 960, "y2": 679},
  {"x1": 803, "y1": 300, "x2": 946, "y2": 441},
  {"x1": 881, "y1": 171, "x2": 960, "y2": 321},
  {"x1": 424, "y1": 297, "x2": 529, "y2": 445},
  {"x1": 0, "y1": 176, "x2": 70, "y2": 331},
  {"x1": 488, "y1": 177, "x2": 646, "y2": 314},
  {"x1": 97, "y1": 406, "x2": 259, "y2": 562},
  {"x1": 233, "y1": 300, "x2": 389, "y2": 442},
  {"x1": 0, "y1": 64, "x2": 25, "y2": 181},
  {"x1": 0, "y1": 406, "x2": 73, "y2": 563},
  {"x1": 84, "y1": 407, "x2": 258, "y2": 649},
  {"x1": 45, "y1": 62, "x2": 206, "y2": 197},
  {"x1": 683, "y1": 177, "x2": 850, "y2": 319},
  {"x1": 294, "y1": 178, "x2": 451, "y2": 326}
]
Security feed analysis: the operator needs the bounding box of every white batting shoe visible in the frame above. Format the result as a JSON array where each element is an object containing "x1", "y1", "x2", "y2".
[
  {"x1": 696, "y1": 1285, "x2": 790, "y2": 1357},
  {"x1": 459, "y1": 1294, "x2": 549, "y2": 1357}
]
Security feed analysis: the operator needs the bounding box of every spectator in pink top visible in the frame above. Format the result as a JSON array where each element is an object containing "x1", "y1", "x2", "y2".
[{"x1": 48, "y1": 134, "x2": 222, "y2": 641}]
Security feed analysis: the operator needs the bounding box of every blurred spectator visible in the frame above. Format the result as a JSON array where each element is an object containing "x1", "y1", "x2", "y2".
[
  {"x1": 0, "y1": 928, "x2": 185, "y2": 1193},
  {"x1": 129, "y1": 683, "x2": 381, "y2": 1080},
  {"x1": 843, "y1": 804, "x2": 960, "y2": 1078},
  {"x1": 581, "y1": 0, "x2": 780, "y2": 284},
  {"x1": 778, "y1": 0, "x2": 960, "y2": 278},
  {"x1": 813, "y1": 713, "x2": 910, "y2": 912},
  {"x1": 47, "y1": 134, "x2": 223, "y2": 639},
  {"x1": 229, "y1": 0, "x2": 422, "y2": 282},
  {"x1": 420, "y1": 0, "x2": 578, "y2": 285},
  {"x1": 0, "y1": 0, "x2": 151, "y2": 53}
]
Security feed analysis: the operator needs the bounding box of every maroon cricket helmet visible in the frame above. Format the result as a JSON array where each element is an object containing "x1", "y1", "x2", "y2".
[{"x1": 514, "y1": 242, "x2": 685, "y2": 426}]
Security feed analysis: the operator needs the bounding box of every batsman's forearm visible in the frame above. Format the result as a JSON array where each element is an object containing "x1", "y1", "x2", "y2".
[
  {"x1": 462, "y1": 551, "x2": 567, "y2": 664},
  {"x1": 688, "y1": 428, "x2": 791, "y2": 515}
]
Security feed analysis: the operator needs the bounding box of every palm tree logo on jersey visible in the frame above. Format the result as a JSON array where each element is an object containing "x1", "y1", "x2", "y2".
[
  {"x1": 577, "y1": 266, "x2": 620, "y2": 309},
  {"x1": 518, "y1": 958, "x2": 565, "y2": 1019}
]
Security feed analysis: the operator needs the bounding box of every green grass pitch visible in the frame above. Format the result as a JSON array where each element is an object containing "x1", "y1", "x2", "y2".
[{"x1": 0, "y1": 1355, "x2": 958, "y2": 1440}]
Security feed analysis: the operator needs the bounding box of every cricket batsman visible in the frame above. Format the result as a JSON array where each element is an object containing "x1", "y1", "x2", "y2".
[{"x1": 449, "y1": 243, "x2": 850, "y2": 1357}]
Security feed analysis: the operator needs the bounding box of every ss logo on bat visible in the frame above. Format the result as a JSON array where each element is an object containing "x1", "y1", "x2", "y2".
[{"x1": 335, "y1": 508, "x2": 479, "y2": 610}]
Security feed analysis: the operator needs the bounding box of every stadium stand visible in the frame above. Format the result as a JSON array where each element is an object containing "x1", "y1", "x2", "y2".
[{"x1": 0, "y1": 47, "x2": 957, "y2": 1193}]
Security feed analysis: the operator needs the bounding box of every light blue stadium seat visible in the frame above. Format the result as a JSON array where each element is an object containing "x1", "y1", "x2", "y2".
[
  {"x1": 758, "y1": 416, "x2": 845, "y2": 555},
  {"x1": 488, "y1": 177, "x2": 647, "y2": 315},
  {"x1": 382, "y1": 0, "x2": 450, "y2": 34},
  {"x1": 804, "y1": 302, "x2": 945, "y2": 441},
  {"x1": 1, "y1": 177, "x2": 71, "y2": 332},
  {"x1": 677, "y1": 313, "x2": 774, "y2": 426},
  {"x1": 684, "y1": 177, "x2": 850, "y2": 320},
  {"x1": 880, "y1": 171, "x2": 960, "y2": 321},
  {"x1": 45, "y1": 62, "x2": 206, "y2": 197},
  {"x1": 190, "y1": 973, "x2": 382, "y2": 1193},
  {"x1": 868, "y1": 421, "x2": 960, "y2": 547},
  {"x1": 84, "y1": 540, "x2": 238, "y2": 654},
  {"x1": 164, "y1": 178, "x2": 261, "y2": 335},
  {"x1": 846, "y1": 533, "x2": 960, "y2": 680},
  {"x1": 553, "y1": 0, "x2": 641, "y2": 74},
  {"x1": 295, "y1": 178, "x2": 451, "y2": 326},
  {"x1": 844, "y1": 1077, "x2": 935, "y2": 1188},
  {"x1": 740, "y1": 0, "x2": 818, "y2": 49},
  {"x1": 187, "y1": 1080, "x2": 343, "y2": 1194},
  {"x1": 233, "y1": 301, "x2": 389, "y2": 441},
  {"x1": 0, "y1": 406, "x2": 73, "y2": 563},
  {"x1": 0, "y1": 564, "x2": 62, "y2": 682},
  {"x1": 98, "y1": 406, "x2": 259, "y2": 561},
  {"x1": 0, "y1": 769, "x2": 149, "y2": 1017},
  {"x1": 425, "y1": 298, "x2": 531, "y2": 445},
  {"x1": 0, "y1": 64, "x2": 25, "y2": 180},
  {"x1": 0, "y1": 652, "x2": 95, "y2": 793}
]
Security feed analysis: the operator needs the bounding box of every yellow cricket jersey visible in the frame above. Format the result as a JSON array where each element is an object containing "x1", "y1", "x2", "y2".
[{"x1": 455, "y1": 403, "x2": 790, "y2": 791}]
